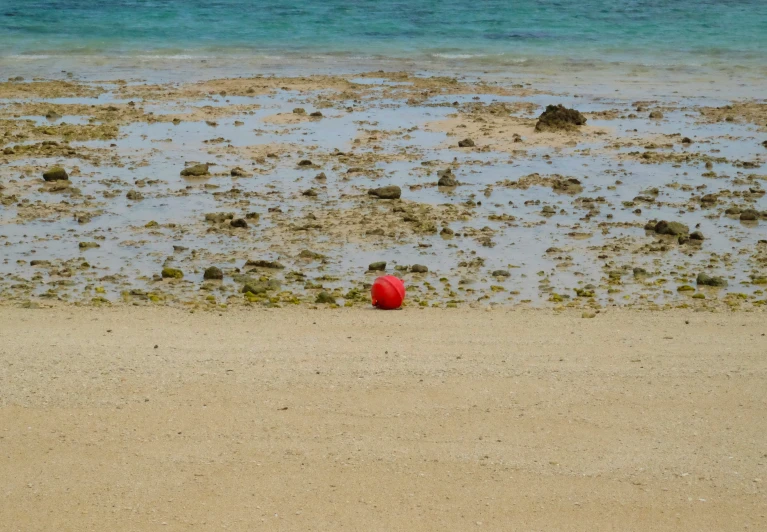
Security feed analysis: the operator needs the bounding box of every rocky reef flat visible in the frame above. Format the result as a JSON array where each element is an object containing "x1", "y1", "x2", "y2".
[{"x1": 0, "y1": 72, "x2": 765, "y2": 311}]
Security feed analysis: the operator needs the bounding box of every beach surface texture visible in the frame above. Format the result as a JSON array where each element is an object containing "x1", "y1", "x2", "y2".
[{"x1": 1, "y1": 307, "x2": 765, "y2": 531}]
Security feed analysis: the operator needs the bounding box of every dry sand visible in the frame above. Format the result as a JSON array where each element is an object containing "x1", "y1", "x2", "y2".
[{"x1": 1, "y1": 307, "x2": 765, "y2": 531}]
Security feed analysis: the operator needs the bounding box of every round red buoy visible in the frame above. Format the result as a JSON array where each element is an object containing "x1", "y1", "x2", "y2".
[{"x1": 371, "y1": 275, "x2": 405, "y2": 310}]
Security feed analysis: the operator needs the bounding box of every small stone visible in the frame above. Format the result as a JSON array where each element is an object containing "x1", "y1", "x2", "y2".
[
  {"x1": 315, "y1": 291, "x2": 336, "y2": 304},
  {"x1": 293, "y1": 108, "x2": 306, "y2": 115},
  {"x1": 309, "y1": 111, "x2": 323, "y2": 117},
  {"x1": 302, "y1": 188, "x2": 318, "y2": 197},
  {"x1": 368, "y1": 185, "x2": 401, "y2": 200},
  {"x1": 697, "y1": 273, "x2": 727, "y2": 287},
  {"x1": 368, "y1": 261, "x2": 386, "y2": 271},
  {"x1": 492, "y1": 270, "x2": 511, "y2": 277},
  {"x1": 180, "y1": 163, "x2": 209, "y2": 176},
  {"x1": 78, "y1": 242, "x2": 100, "y2": 250},
  {"x1": 297, "y1": 159, "x2": 314, "y2": 167},
  {"x1": 440, "y1": 227, "x2": 454, "y2": 236},
  {"x1": 298, "y1": 250, "x2": 324, "y2": 260},
  {"x1": 740, "y1": 210, "x2": 758, "y2": 221},
  {"x1": 410, "y1": 264, "x2": 428, "y2": 273},
  {"x1": 230, "y1": 218, "x2": 248, "y2": 228},
  {"x1": 231, "y1": 167, "x2": 250, "y2": 177},
  {"x1": 42, "y1": 167, "x2": 68, "y2": 181},
  {"x1": 437, "y1": 169, "x2": 459, "y2": 187},
  {"x1": 541, "y1": 205, "x2": 556, "y2": 215},
  {"x1": 161, "y1": 268, "x2": 183, "y2": 279},
  {"x1": 314, "y1": 172, "x2": 327, "y2": 181},
  {"x1": 681, "y1": 137, "x2": 693, "y2": 144},
  {"x1": 203, "y1": 266, "x2": 223, "y2": 280},
  {"x1": 457, "y1": 138, "x2": 475, "y2": 148},
  {"x1": 654, "y1": 220, "x2": 689, "y2": 236},
  {"x1": 649, "y1": 110, "x2": 664, "y2": 119},
  {"x1": 245, "y1": 259, "x2": 285, "y2": 269},
  {"x1": 126, "y1": 190, "x2": 143, "y2": 200},
  {"x1": 204, "y1": 212, "x2": 234, "y2": 223},
  {"x1": 690, "y1": 231, "x2": 704, "y2": 241}
]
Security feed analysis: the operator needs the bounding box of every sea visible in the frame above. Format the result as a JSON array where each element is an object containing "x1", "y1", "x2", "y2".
[{"x1": 1, "y1": 0, "x2": 766, "y2": 80}]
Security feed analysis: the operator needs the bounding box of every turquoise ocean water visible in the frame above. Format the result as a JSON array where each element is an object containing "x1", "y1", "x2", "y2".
[{"x1": 1, "y1": 0, "x2": 766, "y2": 74}]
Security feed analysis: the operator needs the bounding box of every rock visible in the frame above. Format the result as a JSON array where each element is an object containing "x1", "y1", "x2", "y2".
[
  {"x1": 681, "y1": 137, "x2": 693, "y2": 144},
  {"x1": 582, "y1": 312, "x2": 596, "y2": 319},
  {"x1": 762, "y1": 140, "x2": 767, "y2": 148},
  {"x1": 298, "y1": 159, "x2": 314, "y2": 167},
  {"x1": 492, "y1": 270, "x2": 510, "y2": 277},
  {"x1": 633, "y1": 267, "x2": 648, "y2": 277},
  {"x1": 437, "y1": 169, "x2": 459, "y2": 186},
  {"x1": 180, "y1": 163, "x2": 209, "y2": 176},
  {"x1": 205, "y1": 212, "x2": 234, "y2": 223},
  {"x1": 45, "y1": 110, "x2": 61, "y2": 120},
  {"x1": 30, "y1": 260, "x2": 51, "y2": 267},
  {"x1": 302, "y1": 188, "x2": 318, "y2": 197},
  {"x1": 690, "y1": 231, "x2": 705, "y2": 241},
  {"x1": 535, "y1": 104, "x2": 586, "y2": 132},
  {"x1": 410, "y1": 264, "x2": 428, "y2": 273},
  {"x1": 649, "y1": 110, "x2": 664, "y2": 119},
  {"x1": 697, "y1": 273, "x2": 727, "y2": 287},
  {"x1": 366, "y1": 228, "x2": 385, "y2": 236},
  {"x1": 309, "y1": 111, "x2": 323, "y2": 117},
  {"x1": 368, "y1": 185, "x2": 401, "y2": 200},
  {"x1": 203, "y1": 266, "x2": 223, "y2": 280},
  {"x1": 173, "y1": 245, "x2": 188, "y2": 252},
  {"x1": 440, "y1": 227, "x2": 454, "y2": 236},
  {"x1": 231, "y1": 167, "x2": 250, "y2": 177},
  {"x1": 245, "y1": 212, "x2": 260, "y2": 220},
  {"x1": 315, "y1": 291, "x2": 336, "y2": 304},
  {"x1": 654, "y1": 220, "x2": 689, "y2": 236},
  {"x1": 245, "y1": 259, "x2": 285, "y2": 269},
  {"x1": 161, "y1": 267, "x2": 183, "y2": 279},
  {"x1": 368, "y1": 261, "x2": 386, "y2": 271},
  {"x1": 242, "y1": 279, "x2": 281, "y2": 294},
  {"x1": 541, "y1": 205, "x2": 556, "y2": 215},
  {"x1": 298, "y1": 250, "x2": 324, "y2": 260},
  {"x1": 126, "y1": 190, "x2": 143, "y2": 200},
  {"x1": 700, "y1": 194, "x2": 718, "y2": 203},
  {"x1": 78, "y1": 242, "x2": 100, "y2": 249},
  {"x1": 725, "y1": 206, "x2": 742, "y2": 215},
  {"x1": 740, "y1": 210, "x2": 759, "y2": 221},
  {"x1": 457, "y1": 138, "x2": 475, "y2": 148},
  {"x1": 314, "y1": 172, "x2": 327, "y2": 181},
  {"x1": 677, "y1": 285, "x2": 695, "y2": 292},
  {"x1": 293, "y1": 108, "x2": 306, "y2": 115},
  {"x1": 42, "y1": 167, "x2": 68, "y2": 181},
  {"x1": 230, "y1": 218, "x2": 248, "y2": 228},
  {"x1": 3, "y1": 147, "x2": 15, "y2": 155}
]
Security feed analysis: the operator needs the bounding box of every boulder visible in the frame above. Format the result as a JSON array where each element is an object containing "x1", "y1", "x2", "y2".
[
  {"x1": 180, "y1": 163, "x2": 209, "y2": 176},
  {"x1": 43, "y1": 167, "x2": 68, "y2": 181},
  {"x1": 457, "y1": 138, "x2": 475, "y2": 148},
  {"x1": 654, "y1": 220, "x2": 689, "y2": 236},
  {"x1": 203, "y1": 266, "x2": 223, "y2": 280},
  {"x1": 368, "y1": 185, "x2": 401, "y2": 200},
  {"x1": 368, "y1": 261, "x2": 386, "y2": 271},
  {"x1": 535, "y1": 104, "x2": 586, "y2": 132}
]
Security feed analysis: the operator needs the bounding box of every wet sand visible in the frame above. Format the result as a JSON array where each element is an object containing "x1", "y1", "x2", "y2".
[
  {"x1": 1, "y1": 72, "x2": 765, "y2": 311},
  {"x1": 1, "y1": 306, "x2": 765, "y2": 531}
]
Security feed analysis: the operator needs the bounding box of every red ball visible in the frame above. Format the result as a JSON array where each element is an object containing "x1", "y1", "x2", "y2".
[{"x1": 371, "y1": 275, "x2": 405, "y2": 310}]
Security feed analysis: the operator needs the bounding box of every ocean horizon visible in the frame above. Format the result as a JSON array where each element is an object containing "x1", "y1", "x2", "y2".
[{"x1": 2, "y1": 0, "x2": 767, "y2": 75}]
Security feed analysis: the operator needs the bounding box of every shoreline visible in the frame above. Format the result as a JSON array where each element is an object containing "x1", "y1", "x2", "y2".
[{"x1": 1, "y1": 306, "x2": 765, "y2": 530}]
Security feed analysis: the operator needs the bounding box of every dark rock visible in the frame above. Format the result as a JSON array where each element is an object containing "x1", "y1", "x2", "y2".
[
  {"x1": 43, "y1": 167, "x2": 68, "y2": 181},
  {"x1": 410, "y1": 264, "x2": 428, "y2": 273},
  {"x1": 45, "y1": 110, "x2": 61, "y2": 120},
  {"x1": 298, "y1": 159, "x2": 314, "y2": 166},
  {"x1": 314, "y1": 172, "x2": 327, "y2": 181},
  {"x1": 293, "y1": 108, "x2": 306, "y2": 115},
  {"x1": 230, "y1": 218, "x2": 248, "y2": 228},
  {"x1": 440, "y1": 227, "x2": 454, "y2": 236},
  {"x1": 3, "y1": 147, "x2": 15, "y2": 155},
  {"x1": 437, "y1": 169, "x2": 459, "y2": 187},
  {"x1": 315, "y1": 291, "x2": 336, "y2": 304},
  {"x1": 368, "y1": 185, "x2": 401, "y2": 200},
  {"x1": 30, "y1": 260, "x2": 51, "y2": 267},
  {"x1": 633, "y1": 267, "x2": 648, "y2": 277},
  {"x1": 368, "y1": 261, "x2": 386, "y2": 271},
  {"x1": 697, "y1": 273, "x2": 727, "y2": 287},
  {"x1": 654, "y1": 220, "x2": 689, "y2": 236},
  {"x1": 203, "y1": 266, "x2": 223, "y2": 280},
  {"x1": 541, "y1": 205, "x2": 556, "y2": 215},
  {"x1": 242, "y1": 279, "x2": 281, "y2": 294},
  {"x1": 245, "y1": 259, "x2": 285, "y2": 269},
  {"x1": 457, "y1": 138, "x2": 475, "y2": 148},
  {"x1": 231, "y1": 167, "x2": 250, "y2": 177},
  {"x1": 302, "y1": 188, "x2": 318, "y2": 197},
  {"x1": 690, "y1": 231, "x2": 704, "y2": 241},
  {"x1": 535, "y1": 104, "x2": 586, "y2": 132},
  {"x1": 681, "y1": 137, "x2": 693, "y2": 144},
  {"x1": 310, "y1": 111, "x2": 323, "y2": 117},
  {"x1": 78, "y1": 242, "x2": 100, "y2": 250},
  {"x1": 180, "y1": 163, "x2": 209, "y2": 176},
  {"x1": 492, "y1": 270, "x2": 511, "y2": 277},
  {"x1": 740, "y1": 210, "x2": 758, "y2": 221},
  {"x1": 126, "y1": 190, "x2": 143, "y2": 200},
  {"x1": 649, "y1": 111, "x2": 664, "y2": 119}
]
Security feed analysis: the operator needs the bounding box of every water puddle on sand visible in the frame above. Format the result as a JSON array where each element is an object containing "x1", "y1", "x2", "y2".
[{"x1": 0, "y1": 76, "x2": 765, "y2": 309}]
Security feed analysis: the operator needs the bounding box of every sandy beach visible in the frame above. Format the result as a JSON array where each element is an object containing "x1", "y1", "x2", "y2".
[{"x1": 1, "y1": 306, "x2": 765, "y2": 530}]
